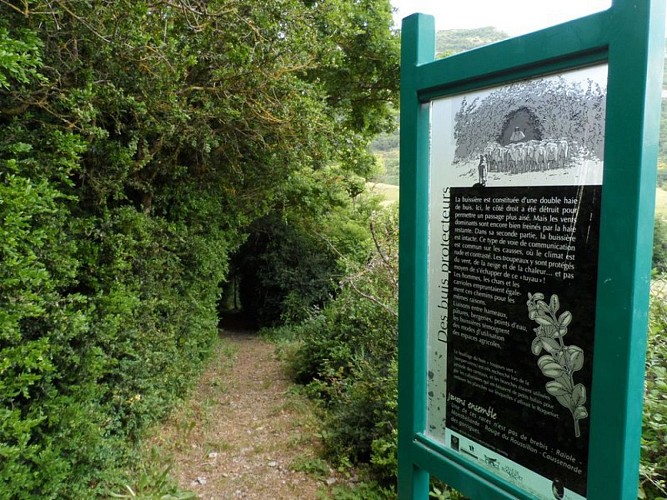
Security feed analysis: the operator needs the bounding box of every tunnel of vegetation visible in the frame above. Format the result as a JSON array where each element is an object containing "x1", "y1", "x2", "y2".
[{"x1": 0, "y1": 0, "x2": 397, "y2": 496}]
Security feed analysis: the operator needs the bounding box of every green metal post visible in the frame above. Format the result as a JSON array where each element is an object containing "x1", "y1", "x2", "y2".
[
  {"x1": 398, "y1": 13, "x2": 435, "y2": 500},
  {"x1": 588, "y1": 0, "x2": 666, "y2": 498}
]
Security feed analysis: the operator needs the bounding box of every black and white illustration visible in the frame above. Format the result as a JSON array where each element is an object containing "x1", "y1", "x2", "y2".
[
  {"x1": 427, "y1": 64, "x2": 607, "y2": 500},
  {"x1": 430, "y1": 64, "x2": 607, "y2": 188},
  {"x1": 526, "y1": 293, "x2": 588, "y2": 439}
]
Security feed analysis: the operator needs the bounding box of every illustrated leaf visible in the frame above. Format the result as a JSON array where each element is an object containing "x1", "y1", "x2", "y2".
[
  {"x1": 567, "y1": 346, "x2": 585, "y2": 372},
  {"x1": 556, "y1": 393, "x2": 574, "y2": 409},
  {"x1": 538, "y1": 358, "x2": 565, "y2": 378},
  {"x1": 543, "y1": 363, "x2": 565, "y2": 378},
  {"x1": 573, "y1": 406, "x2": 588, "y2": 420},
  {"x1": 558, "y1": 311, "x2": 572, "y2": 327},
  {"x1": 537, "y1": 355, "x2": 555, "y2": 369},
  {"x1": 531, "y1": 337, "x2": 543, "y2": 355},
  {"x1": 572, "y1": 384, "x2": 586, "y2": 407},
  {"x1": 537, "y1": 301, "x2": 550, "y2": 313},
  {"x1": 545, "y1": 380, "x2": 568, "y2": 396},
  {"x1": 555, "y1": 349, "x2": 566, "y2": 366},
  {"x1": 540, "y1": 324, "x2": 559, "y2": 338},
  {"x1": 541, "y1": 337, "x2": 560, "y2": 354},
  {"x1": 527, "y1": 292, "x2": 586, "y2": 437},
  {"x1": 555, "y1": 375, "x2": 574, "y2": 392},
  {"x1": 535, "y1": 316, "x2": 555, "y2": 326}
]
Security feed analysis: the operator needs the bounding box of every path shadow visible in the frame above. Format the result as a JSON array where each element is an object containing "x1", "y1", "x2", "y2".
[{"x1": 219, "y1": 310, "x2": 256, "y2": 336}]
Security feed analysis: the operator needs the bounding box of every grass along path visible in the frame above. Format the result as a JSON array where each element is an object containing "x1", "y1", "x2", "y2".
[{"x1": 145, "y1": 321, "x2": 340, "y2": 499}]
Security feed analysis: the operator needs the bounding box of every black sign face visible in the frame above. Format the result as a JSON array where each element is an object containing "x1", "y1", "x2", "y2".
[{"x1": 426, "y1": 65, "x2": 607, "y2": 500}]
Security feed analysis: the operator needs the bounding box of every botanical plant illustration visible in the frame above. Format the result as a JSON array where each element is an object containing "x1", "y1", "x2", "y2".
[{"x1": 526, "y1": 293, "x2": 588, "y2": 438}]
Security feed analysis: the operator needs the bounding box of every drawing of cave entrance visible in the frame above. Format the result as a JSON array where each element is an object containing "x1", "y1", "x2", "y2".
[{"x1": 452, "y1": 67, "x2": 607, "y2": 183}]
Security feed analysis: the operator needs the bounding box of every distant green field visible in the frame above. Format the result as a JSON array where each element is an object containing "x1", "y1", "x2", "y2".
[{"x1": 366, "y1": 182, "x2": 399, "y2": 203}]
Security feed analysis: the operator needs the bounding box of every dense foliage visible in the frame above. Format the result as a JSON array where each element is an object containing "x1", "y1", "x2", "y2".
[
  {"x1": 279, "y1": 206, "x2": 667, "y2": 498},
  {"x1": 234, "y1": 165, "x2": 374, "y2": 326},
  {"x1": 281, "y1": 207, "x2": 399, "y2": 485},
  {"x1": 641, "y1": 286, "x2": 667, "y2": 499},
  {"x1": 654, "y1": 217, "x2": 667, "y2": 272},
  {"x1": 0, "y1": 0, "x2": 398, "y2": 496}
]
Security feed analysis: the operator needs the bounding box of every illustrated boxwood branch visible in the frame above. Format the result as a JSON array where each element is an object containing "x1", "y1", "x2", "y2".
[{"x1": 526, "y1": 292, "x2": 588, "y2": 438}]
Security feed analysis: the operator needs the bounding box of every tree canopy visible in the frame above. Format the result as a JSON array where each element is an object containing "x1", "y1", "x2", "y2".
[{"x1": 0, "y1": 1, "x2": 398, "y2": 495}]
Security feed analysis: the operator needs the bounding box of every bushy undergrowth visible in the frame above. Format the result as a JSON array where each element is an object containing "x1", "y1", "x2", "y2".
[
  {"x1": 641, "y1": 283, "x2": 667, "y2": 499},
  {"x1": 0, "y1": 17, "x2": 230, "y2": 497},
  {"x1": 0, "y1": 1, "x2": 399, "y2": 494},
  {"x1": 280, "y1": 208, "x2": 399, "y2": 486},
  {"x1": 653, "y1": 217, "x2": 667, "y2": 273}
]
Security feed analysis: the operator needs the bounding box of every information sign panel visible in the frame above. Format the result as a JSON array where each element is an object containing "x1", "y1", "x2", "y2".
[
  {"x1": 426, "y1": 65, "x2": 607, "y2": 500},
  {"x1": 397, "y1": 2, "x2": 665, "y2": 499}
]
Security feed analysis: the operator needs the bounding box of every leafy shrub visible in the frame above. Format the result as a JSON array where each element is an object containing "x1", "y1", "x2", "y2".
[
  {"x1": 640, "y1": 285, "x2": 667, "y2": 499},
  {"x1": 0, "y1": 27, "x2": 229, "y2": 498},
  {"x1": 285, "y1": 207, "x2": 667, "y2": 500},
  {"x1": 0, "y1": 0, "x2": 398, "y2": 495},
  {"x1": 653, "y1": 217, "x2": 667, "y2": 273},
  {"x1": 234, "y1": 166, "x2": 377, "y2": 326},
  {"x1": 235, "y1": 213, "x2": 341, "y2": 326},
  {"x1": 656, "y1": 166, "x2": 667, "y2": 188},
  {"x1": 286, "y1": 207, "x2": 399, "y2": 484},
  {"x1": 0, "y1": 122, "x2": 113, "y2": 498}
]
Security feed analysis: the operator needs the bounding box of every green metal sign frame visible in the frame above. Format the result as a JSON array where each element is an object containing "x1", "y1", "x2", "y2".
[{"x1": 398, "y1": 1, "x2": 665, "y2": 499}]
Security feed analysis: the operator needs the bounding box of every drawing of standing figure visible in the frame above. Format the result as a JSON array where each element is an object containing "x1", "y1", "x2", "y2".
[
  {"x1": 510, "y1": 126, "x2": 526, "y2": 142},
  {"x1": 477, "y1": 154, "x2": 488, "y2": 186}
]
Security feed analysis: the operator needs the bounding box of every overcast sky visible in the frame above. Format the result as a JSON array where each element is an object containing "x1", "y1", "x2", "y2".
[{"x1": 391, "y1": 0, "x2": 613, "y2": 36}]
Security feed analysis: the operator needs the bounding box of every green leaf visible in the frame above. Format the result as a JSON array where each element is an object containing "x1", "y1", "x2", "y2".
[
  {"x1": 535, "y1": 316, "x2": 555, "y2": 326},
  {"x1": 537, "y1": 354, "x2": 555, "y2": 369},
  {"x1": 545, "y1": 380, "x2": 568, "y2": 396},
  {"x1": 573, "y1": 406, "x2": 589, "y2": 420},
  {"x1": 556, "y1": 394, "x2": 574, "y2": 409},
  {"x1": 567, "y1": 346, "x2": 585, "y2": 372},
  {"x1": 550, "y1": 294, "x2": 560, "y2": 313},
  {"x1": 572, "y1": 383, "x2": 586, "y2": 407},
  {"x1": 537, "y1": 300, "x2": 550, "y2": 313},
  {"x1": 555, "y1": 375, "x2": 574, "y2": 392},
  {"x1": 558, "y1": 310, "x2": 572, "y2": 327},
  {"x1": 537, "y1": 356, "x2": 565, "y2": 378},
  {"x1": 540, "y1": 324, "x2": 559, "y2": 338},
  {"x1": 531, "y1": 337, "x2": 543, "y2": 355},
  {"x1": 541, "y1": 337, "x2": 560, "y2": 354}
]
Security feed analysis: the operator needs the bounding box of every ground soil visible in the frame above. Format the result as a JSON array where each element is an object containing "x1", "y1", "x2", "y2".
[{"x1": 148, "y1": 317, "x2": 340, "y2": 499}]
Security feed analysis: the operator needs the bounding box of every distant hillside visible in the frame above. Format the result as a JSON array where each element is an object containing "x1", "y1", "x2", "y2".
[{"x1": 436, "y1": 27, "x2": 509, "y2": 57}]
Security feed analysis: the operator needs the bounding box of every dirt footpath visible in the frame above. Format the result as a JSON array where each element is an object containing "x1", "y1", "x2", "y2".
[{"x1": 149, "y1": 326, "x2": 336, "y2": 499}]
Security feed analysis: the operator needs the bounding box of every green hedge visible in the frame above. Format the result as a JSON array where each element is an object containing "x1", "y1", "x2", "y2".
[
  {"x1": 0, "y1": 124, "x2": 229, "y2": 497},
  {"x1": 641, "y1": 286, "x2": 667, "y2": 499}
]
